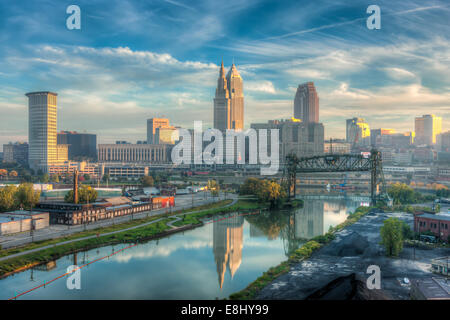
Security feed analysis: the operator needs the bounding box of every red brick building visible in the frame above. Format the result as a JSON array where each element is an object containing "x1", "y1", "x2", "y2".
[{"x1": 414, "y1": 213, "x2": 450, "y2": 242}]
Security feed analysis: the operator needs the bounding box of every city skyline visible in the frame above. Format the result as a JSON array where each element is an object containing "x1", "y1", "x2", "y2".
[{"x1": 0, "y1": 0, "x2": 449, "y2": 149}]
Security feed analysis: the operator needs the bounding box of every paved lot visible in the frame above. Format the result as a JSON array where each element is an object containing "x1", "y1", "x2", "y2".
[
  {"x1": 257, "y1": 211, "x2": 450, "y2": 300},
  {"x1": 0, "y1": 192, "x2": 232, "y2": 250}
]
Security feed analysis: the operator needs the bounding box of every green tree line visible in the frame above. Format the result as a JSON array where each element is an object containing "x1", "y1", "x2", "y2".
[{"x1": 0, "y1": 183, "x2": 41, "y2": 212}]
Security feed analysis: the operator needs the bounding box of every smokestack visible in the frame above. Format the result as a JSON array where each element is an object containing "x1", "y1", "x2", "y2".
[{"x1": 74, "y1": 169, "x2": 79, "y2": 204}]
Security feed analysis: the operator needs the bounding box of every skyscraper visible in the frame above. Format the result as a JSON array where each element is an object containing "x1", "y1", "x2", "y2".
[
  {"x1": 147, "y1": 118, "x2": 170, "y2": 144},
  {"x1": 213, "y1": 61, "x2": 244, "y2": 132},
  {"x1": 346, "y1": 117, "x2": 370, "y2": 147},
  {"x1": 26, "y1": 91, "x2": 59, "y2": 172},
  {"x1": 415, "y1": 114, "x2": 442, "y2": 145},
  {"x1": 294, "y1": 82, "x2": 319, "y2": 123}
]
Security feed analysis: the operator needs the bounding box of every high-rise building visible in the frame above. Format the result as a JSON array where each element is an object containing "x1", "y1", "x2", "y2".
[
  {"x1": 437, "y1": 131, "x2": 450, "y2": 152},
  {"x1": 57, "y1": 131, "x2": 97, "y2": 160},
  {"x1": 250, "y1": 118, "x2": 324, "y2": 162},
  {"x1": 294, "y1": 82, "x2": 319, "y2": 123},
  {"x1": 415, "y1": 114, "x2": 442, "y2": 145},
  {"x1": 155, "y1": 126, "x2": 179, "y2": 145},
  {"x1": 147, "y1": 118, "x2": 170, "y2": 144},
  {"x1": 213, "y1": 61, "x2": 244, "y2": 132},
  {"x1": 2, "y1": 142, "x2": 29, "y2": 165},
  {"x1": 370, "y1": 128, "x2": 396, "y2": 146},
  {"x1": 346, "y1": 118, "x2": 370, "y2": 147},
  {"x1": 26, "y1": 91, "x2": 61, "y2": 173}
]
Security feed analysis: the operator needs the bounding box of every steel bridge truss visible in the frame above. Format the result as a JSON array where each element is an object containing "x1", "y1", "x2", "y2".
[{"x1": 284, "y1": 150, "x2": 390, "y2": 205}]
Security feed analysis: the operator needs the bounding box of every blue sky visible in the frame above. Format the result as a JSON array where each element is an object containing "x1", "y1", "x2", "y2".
[{"x1": 0, "y1": 0, "x2": 449, "y2": 148}]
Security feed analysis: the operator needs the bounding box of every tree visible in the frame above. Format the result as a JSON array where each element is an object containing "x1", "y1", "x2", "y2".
[
  {"x1": 141, "y1": 175, "x2": 154, "y2": 187},
  {"x1": 388, "y1": 183, "x2": 423, "y2": 205},
  {"x1": 0, "y1": 169, "x2": 8, "y2": 178},
  {"x1": 102, "y1": 174, "x2": 110, "y2": 183},
  {"x1": 83, "y1": 174, "x2": 91, "y2": 181},
  {"x1": 380, "y1": 217, "x2": 404, "y2": 256},
  {"x1": 9, "y1": 170, "x2": 18, "y2": 178},
  {"x1": 64, "y1": 185, "x2": 98, "y2": 204},
  {"x1": 240, "y1": 178, "x2": 261, "y2": 195},
  {"x1": 208, "y1": 179, "x2": 220, "y2": 197},
  {"x1": 40, "y1": 173, "x2": 49, "y2": 183},
  {"x1": 15, "y1": 183, "x2": 41, "y2": 209},
  {"x1": 0, "y1": 185, "x2": 18, "y2": 212},
  {"x1": 50, "y1": 174, "x2": 59, "y2": 183},
  {"x1": 256, "y1": 180, "x2": 286, "y2": 208}
]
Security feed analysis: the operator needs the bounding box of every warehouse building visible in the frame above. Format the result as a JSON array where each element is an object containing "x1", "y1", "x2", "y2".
[{"x1": 0, "y1": 211, "x2": 49, "y2": 235}]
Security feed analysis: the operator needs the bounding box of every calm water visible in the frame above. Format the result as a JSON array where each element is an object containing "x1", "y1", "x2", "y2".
[{"x1": 0, "y1": 196, "x2": 364, "y2": 300}]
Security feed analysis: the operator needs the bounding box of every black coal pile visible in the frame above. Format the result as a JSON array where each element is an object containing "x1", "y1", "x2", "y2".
[
  {"x1": 305, "y1": 273, "x2": 390, "y2": 300},
  {"x1": 320, "y1": 231, "x2": 369, "y2": 256}
]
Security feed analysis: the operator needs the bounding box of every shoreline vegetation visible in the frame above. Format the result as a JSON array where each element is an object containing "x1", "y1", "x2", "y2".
[
  {"x1": 229, "y1": 206, "x2": 373, "y2": 300},
  {"x1": 0, "y1": 197, "x2": 267, "y2": 279}
]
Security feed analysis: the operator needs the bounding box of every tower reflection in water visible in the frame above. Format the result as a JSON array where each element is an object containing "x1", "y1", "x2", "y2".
[
  {"x1": 213, "y1": 213, "x2": 244, "y2": 289},
  {"x1": 211, "y1": 199, "x2": 360, "y2": 290}
]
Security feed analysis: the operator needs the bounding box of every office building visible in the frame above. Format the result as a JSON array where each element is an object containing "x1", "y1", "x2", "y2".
[
  {"x1": 251, "y1": 118, "x2": 324, "y2": 163},
  {"x1": 437, "y1": 131, "x2": 450, "y2": 152},
  {"x1": 294, "y1": 82, "x2": 319, "y2": 123},
  {"x1": 346, "y1": 118, "x2": 370, "y2": 147},
  {"x1": 415, "y1": 114, "x2": 442, "y2": 145},
  {"x1": 370, "y1": 129, "x2": 396, "y2": 146},
  {"x1": 98, "y1": 144, "x2": 169, "y2": 163},
  {"x1": 213, "y1": 61, "x2": 244, "y2": 132},
  {"x1": 2, "y1": 142, "x2": 29, "y2": 165},
  {"x1": 26, "y1": 91, "x2": 68, "y2": 173},
  {"x1": 324, "y1": 140, "x2": 351, "y2": 154},
  {"x1": 147, "y1": 118, "x2": 170, "y2": 144},
  {"x1": 155, "y1": 126, "x2": 179, "y2": 145},
  {"x1": 57, "y1": 131, "x2": 97, "y2": 160}
]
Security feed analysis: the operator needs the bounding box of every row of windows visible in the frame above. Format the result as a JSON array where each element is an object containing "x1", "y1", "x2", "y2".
[{"x1": 419, "y1": 221, "x2": 449, "y2": 229}]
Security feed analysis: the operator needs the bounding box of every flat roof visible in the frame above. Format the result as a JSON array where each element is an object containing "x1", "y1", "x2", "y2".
[
  {"x1": 4, "y1": 210, "x2": 47, "y2": 216},
  {"x1": 25, "y1": 91, "x2": 58, "y2": 96},
  {"x1": 411, "y1": 277, "x2": 450, "y2": 300},
  {"x1": 416, "y1": 213, "x2": 450, "y2": 222}
]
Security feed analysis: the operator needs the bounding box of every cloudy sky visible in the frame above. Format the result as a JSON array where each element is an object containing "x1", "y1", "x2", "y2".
[{"x1": 0, "y1": 0, "x2": 449, "y2": 149}]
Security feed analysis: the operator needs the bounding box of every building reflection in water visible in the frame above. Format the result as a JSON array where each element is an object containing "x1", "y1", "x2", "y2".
[
  {"x1": 294, "y1": 200, "x2": 325, "y2": 239},
  {"x1": 294, "y1": 199, "x2": 361, "y2": 239},
  {"x1": 213, "y1": 213, "x2": 244, "y2": 289}
]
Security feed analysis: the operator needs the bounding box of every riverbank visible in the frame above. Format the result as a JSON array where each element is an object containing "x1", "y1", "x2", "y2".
[
  {"x1": 0, "y1": 197, "x2": 264, "y2": 278},
  {"x1": 229, "y1": 206, "x2": 373, "y2": 300},
  {"x1": 233, "y1": 208, "x2": 449, "y2": 300}
]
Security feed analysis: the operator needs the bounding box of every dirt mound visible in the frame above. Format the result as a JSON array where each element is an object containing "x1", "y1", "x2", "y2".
[
  {"x1": 321, "y1": 231, "x2": 369, "y2": 256},
  {"x1": 305, "y1": 273, "x2": 390, "y2": 300}
]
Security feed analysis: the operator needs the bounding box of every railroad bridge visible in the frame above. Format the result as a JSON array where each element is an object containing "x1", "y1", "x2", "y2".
[{"x1": 284, "y1": 149, "x2": 390, "y2": 205}]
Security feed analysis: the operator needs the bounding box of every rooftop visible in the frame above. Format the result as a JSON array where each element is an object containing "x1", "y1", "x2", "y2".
[
  {"x1": 411, "y1": 277, "x2": 450, "y2": 300},
  {"x1": 416, "y1": 213, "x2": 450, "y2": 221},
  {"x1": 25, "y1": 91, "x2": 58, "y2": 96}
]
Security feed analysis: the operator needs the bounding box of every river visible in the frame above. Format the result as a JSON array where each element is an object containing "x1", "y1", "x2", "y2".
[{"x1": 0, "y1": 194, "x2": 367, "y2": 300}]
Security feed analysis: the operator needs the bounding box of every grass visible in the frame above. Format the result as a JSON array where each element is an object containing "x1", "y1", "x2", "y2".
[
  {"x1": 0, "y1": 199, "x2": 232, "y2": 259},
  {"x1": 173, "y1": 199, "x2": 263, "y2": 227},
  {"x1": 0, "y1": 220, "x2": 171, "y2": 277},
  {"x1": 0, "y1": 197, "x2": 250, "y2": 278},
  {"x1": 229, "y1": 206, "x2": 373, "y2": 300}
]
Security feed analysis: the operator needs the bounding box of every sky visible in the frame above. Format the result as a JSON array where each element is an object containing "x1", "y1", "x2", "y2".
[{"x1": 0, "y1": 0, "x2": 449, "y2": 149}]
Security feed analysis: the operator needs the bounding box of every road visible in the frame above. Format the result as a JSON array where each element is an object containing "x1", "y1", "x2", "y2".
[{"x1": 0, "y1": 192, "x2": 237, "y2": 253}]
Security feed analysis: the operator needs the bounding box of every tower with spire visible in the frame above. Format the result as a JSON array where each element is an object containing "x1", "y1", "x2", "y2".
[{"x1": 213, "y1": 61, "x2": 244, "y2": 131}]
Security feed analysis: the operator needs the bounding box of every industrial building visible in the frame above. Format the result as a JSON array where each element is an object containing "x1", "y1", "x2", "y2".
[
  {"x1": 414, "y1": 213, "x2": 450, "y2": 242},
  {"x1": 35, "y1": 196, "x2": 174, "y2": 225},
  {"x1": 0, "y1": 211, "x2": 49, "y2": 235}
]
